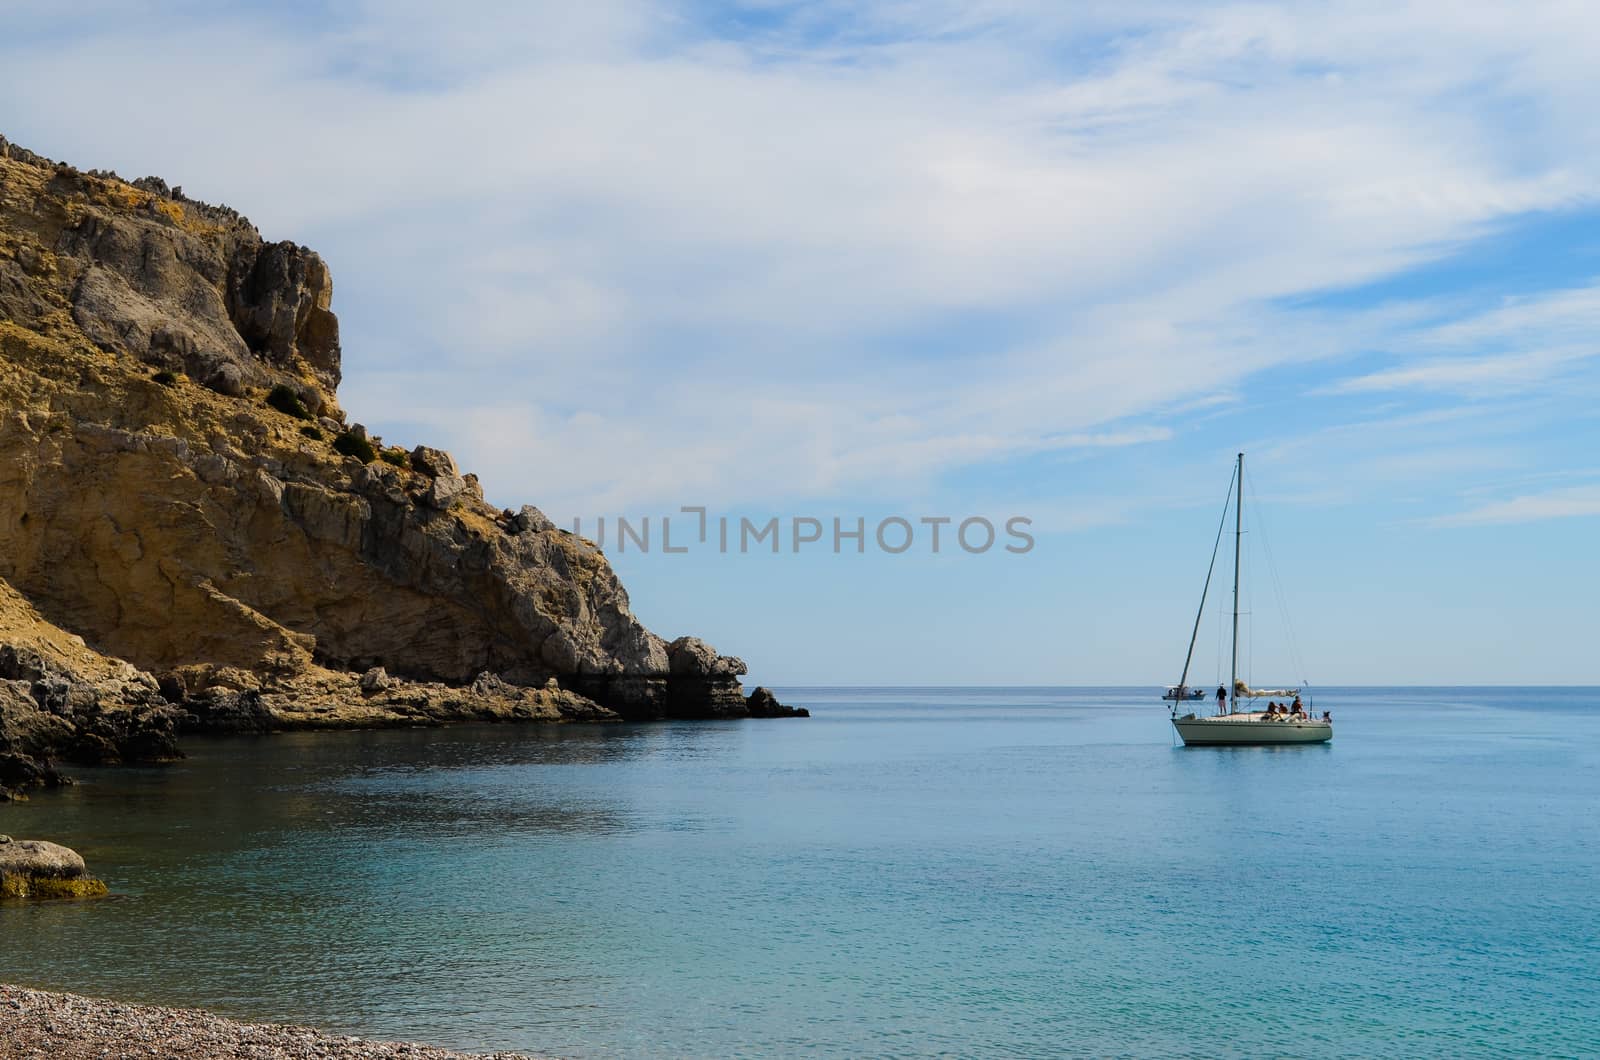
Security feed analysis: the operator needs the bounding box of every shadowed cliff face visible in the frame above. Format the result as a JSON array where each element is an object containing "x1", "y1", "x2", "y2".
[{"x1": 0, "y1": 134, "x2": 791, "y2": 735}]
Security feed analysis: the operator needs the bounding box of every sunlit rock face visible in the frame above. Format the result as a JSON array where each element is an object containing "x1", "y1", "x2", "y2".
[{"x1": 0, "y1": 133, "x2": 792, "y2": 746}]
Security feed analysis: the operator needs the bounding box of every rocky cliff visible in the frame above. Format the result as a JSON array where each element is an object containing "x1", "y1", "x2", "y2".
[{"x1": 0, "y1": 134, "x2": 800, "y2": 795}]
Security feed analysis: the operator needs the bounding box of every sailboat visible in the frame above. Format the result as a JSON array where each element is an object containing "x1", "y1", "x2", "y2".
[{"x1": 1169, "y1": 453, "x2": 1332, "y2": 747}]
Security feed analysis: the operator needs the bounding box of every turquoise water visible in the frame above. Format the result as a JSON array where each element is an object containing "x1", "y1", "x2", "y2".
[{"x1": 3, "y1": 687, "x2": 1598, "y2": 1057}]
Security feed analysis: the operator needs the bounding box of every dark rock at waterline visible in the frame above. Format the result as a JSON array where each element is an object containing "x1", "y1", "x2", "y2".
[
  {"x1": 0, "y1": 751, "x2": 54, "y2": 789},
  {"x1": 181, "y1": 687, "x2": 275, "y2": 733},
  {"x1": 0, "y1": 642, "x2": 184, "y2": 791},
  {"x1": 746, "y1": 686, "x2": 809, "y2": 718}
]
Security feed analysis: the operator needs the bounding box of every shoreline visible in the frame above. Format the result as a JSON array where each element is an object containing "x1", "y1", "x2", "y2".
[{"x1": 0, "y1": 984, "x2": 542, "y2": 1060}]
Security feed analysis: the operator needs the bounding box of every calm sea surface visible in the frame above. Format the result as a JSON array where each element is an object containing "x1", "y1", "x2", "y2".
[{"x1": 3, "y1": 687, "x2": 1598, "y2": 1057}]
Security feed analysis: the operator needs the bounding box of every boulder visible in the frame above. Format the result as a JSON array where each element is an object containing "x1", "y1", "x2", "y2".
[
  {"x1": 746, "y1": 686, "x2": 809, "y2": 718},
  {"x1": 0, "y1": 836, "x2": 109, "y2": 899},
  {"x1": 409, "y1": 445, "x2": 458, "y2": 479},
  {"x1": 667, "y1": 637, "x2": 748, "y2": 677},
  {"x1": 513, "y1": 505, "x2": 555, "y2": 534},
  {"x1": 0, "y1": 836, "x2": 87, "y2": 879},
  {"x1": 359, "y1": 667, "x2": 390, "y2": 695},
  {"x1": 423, "y1": 473, "x2": 469, "y2": 510}
]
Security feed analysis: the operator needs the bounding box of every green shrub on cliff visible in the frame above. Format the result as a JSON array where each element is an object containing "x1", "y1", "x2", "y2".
[
  {"x1": 266, "y1": 384, "x2": 312, "y2": 421},
  {"x1": 151, "y1": 369, "x2": 179, "y2": 387},
  {"x1": 380, "y1": 447, "x2": 410, "y2": 469},
  {"x1": 299, "y1": 425, "x2": 324, "y2": 441},
  {"x1": 333, "y1": 431, "x2": 377, "y2": 463}
]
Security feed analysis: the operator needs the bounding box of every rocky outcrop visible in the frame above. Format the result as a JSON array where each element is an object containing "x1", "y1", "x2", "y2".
[
  {"x1": 0, "y1": 578, "x2": 182, "y2": 799},
  {"x1": 0, "y1": 835, "x2": 109, "y2": 898},
  {"x1": 747, "y1": 686, "x2": 809, "y2": 718},
  {"x1": 0, "y1": 132, "x2": 805, "y2": 770}
]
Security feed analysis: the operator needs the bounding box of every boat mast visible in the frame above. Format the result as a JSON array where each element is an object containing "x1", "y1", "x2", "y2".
[{"x1": 1229, "y1": 451, "x2": 1243, "y2": 714}]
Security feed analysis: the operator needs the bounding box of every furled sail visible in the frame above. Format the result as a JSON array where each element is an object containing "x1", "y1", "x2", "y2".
[{"x1": 1234, "y1": 680, "x2": 1301, "y2": 698}]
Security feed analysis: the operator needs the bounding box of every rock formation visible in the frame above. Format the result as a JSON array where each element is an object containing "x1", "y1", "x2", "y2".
[{"x1": 0, "y1": 133, "x2": 803, "y2": 785}]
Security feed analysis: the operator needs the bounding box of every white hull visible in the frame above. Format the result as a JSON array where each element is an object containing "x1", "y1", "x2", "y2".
[{"x1": 1172, "y1": 712, "x2": 1332, "y2": 746}]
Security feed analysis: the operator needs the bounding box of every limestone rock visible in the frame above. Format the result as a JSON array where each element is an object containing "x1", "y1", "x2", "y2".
[
  {"x1": 0, "y1": 136, "x2": 768, "y2": 733},
  {"x1": 513, "y1": 505, "x2": 555, "y2": 534},
  {"x1": 225, "y1": 240, "x2": 341, "y2": 390},
  {"x1": 0, "y1": 580, "x2": 182, "y2": 792},
  {"x1": 183, "y1": 687, "x2": 274, "y2": 733},
  {"x1": 423, "y1": 473, "x2": 468, "y2": 509},
  {"x1": 409, "y1": 445, "x2": 458, "y2": 478},
  {"x1": 0, "y1": 836, "x2": 109, "y2": 899},
  {"x1": 359, "y1": 666, "x2": 390, "y2": 694},
  {"x1": 667, "y1": 637, "x2": 748, "y2": 677},
  {"x1": 0, "y1": 837, "x2": 87, "y2": 879}
]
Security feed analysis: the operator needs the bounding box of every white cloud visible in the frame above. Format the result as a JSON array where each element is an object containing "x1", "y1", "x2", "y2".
[
  {"x1": 1324, "y1": 348, "x2": 1586, "y2": 394},
  {"x1": 1323, "y1": 282, "x2": 1600, "y2": 395},
  {"x1": 1434, "y1": 484, "x2": 1600, "y2": 526},
  {"x1": 4, "y1": 1, "x2": 1600, "y2": 513}
]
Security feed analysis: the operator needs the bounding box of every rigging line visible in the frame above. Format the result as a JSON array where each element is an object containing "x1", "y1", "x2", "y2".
[
  {"x1": 1245, "y1": 468, "x2": 1310, "y2": 687},
  {"x1": 1176, "y1": 462, "x2": 1238, "y2": 696},
  {"x1": 1215, "y1": 574, "x2": 1224, "y2": 684}
]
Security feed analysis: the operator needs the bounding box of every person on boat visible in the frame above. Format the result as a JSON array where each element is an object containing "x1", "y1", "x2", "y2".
[
  {"x1": 1322, "y1": 711, "x2": 1332, "y2": 722},
  {"x1": 1291, "y1": 695, "x2": 1303, "y2": 714},
  {"x1": 1216, "y1": 686, "x2": 1227, "y2": 713}
]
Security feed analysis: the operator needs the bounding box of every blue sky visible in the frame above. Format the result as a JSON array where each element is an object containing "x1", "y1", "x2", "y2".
[{"x1": 4, "y1": 1, "x2": 1597, "y2": 684}]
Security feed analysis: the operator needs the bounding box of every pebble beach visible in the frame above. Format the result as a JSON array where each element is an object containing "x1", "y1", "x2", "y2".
[{"x1": 0, "y1": 985, "x2": 539, "y2": 1060}]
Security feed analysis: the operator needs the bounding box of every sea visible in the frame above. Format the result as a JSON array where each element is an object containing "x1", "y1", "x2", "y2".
[{"x1": 3, "y1": 687, "x2": 1597, "y2": 1058}]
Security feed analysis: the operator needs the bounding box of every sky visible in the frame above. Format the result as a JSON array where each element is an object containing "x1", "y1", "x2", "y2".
[{"x1": 3, "y1": 1, "x2": 1598, "y2": 685}]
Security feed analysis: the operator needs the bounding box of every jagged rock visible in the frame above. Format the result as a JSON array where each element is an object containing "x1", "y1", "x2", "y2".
[
  {"x1": 423, "y1": 473, "x2": 468, "y2": 509},
  {"x1": 0, "y1": 581, "x2": 183, "y2": 785},
  {"x1": 409, "y1": 445, "x2": 458, "y2": 478},
  {"x1": 359, "y1": 666, "x2": 390, "y2": 694},
  {"x1": 667, "y1": 637, "x2": 748, "y2": 677},
  {"x1": 513, "y1": 505, "x2": 555, "y2": 534},
  {"x1": 225, "y1": 240, "x2": 341, "y2": 390},
  {"x1": 469, "y1": 671, "x2": 512, "y2": 698},
  {"x1": 0, "y1": 751, "x2": 48, "y2": 789},
  {"x1": 182, "y1": 688, "x2": 273, "y2": 734}
]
